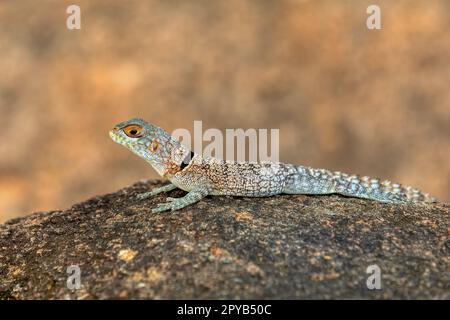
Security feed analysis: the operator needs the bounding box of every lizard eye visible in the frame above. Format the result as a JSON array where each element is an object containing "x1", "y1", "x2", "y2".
[{"x1": 123, "y1": 124, "x2": 144, "y2": 138}]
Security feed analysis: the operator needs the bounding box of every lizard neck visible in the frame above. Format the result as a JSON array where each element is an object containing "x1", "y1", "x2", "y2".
[{"x1": 153, "y1": 143, "x2": 192, "y2": 179}]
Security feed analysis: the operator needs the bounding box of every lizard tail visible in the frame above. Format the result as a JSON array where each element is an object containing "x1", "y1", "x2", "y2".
[
  {"x1": 287, "y1": 166, "x2": 437, "y2": 204},
  {"x1": 330, "y1": 171, "x2": 437, "y2": 204},
  {"x1": 382, "y1": 180, "x2": 436, "y2": 203}
]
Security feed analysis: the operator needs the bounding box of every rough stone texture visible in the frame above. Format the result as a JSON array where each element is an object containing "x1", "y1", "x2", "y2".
[
  {"x1": 0, "y1": 180, "x2": 449, "y2": 299},
  {"x1": 2, "y1": 1, "x2": 450, "y2": 223}
]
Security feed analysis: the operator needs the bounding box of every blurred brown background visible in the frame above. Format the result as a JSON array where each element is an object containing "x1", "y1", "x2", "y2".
[{"x1": 0, "y1": 0, "x2": 449, "y2": 222}]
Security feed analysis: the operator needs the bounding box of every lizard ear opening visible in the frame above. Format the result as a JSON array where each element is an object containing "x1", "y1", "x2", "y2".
[
  {"x1": 123, "y1": 124, "x2": 144, "y2": 138},
  {"x1": 149, "y1": 139, "x2": 160, "y2": 153}
]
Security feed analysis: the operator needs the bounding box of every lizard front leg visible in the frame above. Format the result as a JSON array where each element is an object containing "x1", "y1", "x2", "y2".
[
  {"x1": 137, "y1": 183, "x2": 177, "y2": 200},
  {"x1": 151, "y1": 185, "x2": 210, "y2": 213}
]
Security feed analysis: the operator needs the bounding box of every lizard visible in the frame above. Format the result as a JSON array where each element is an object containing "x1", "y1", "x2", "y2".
[{"x1": 109, "y1": 118, "x2": 437, "y2": 213}]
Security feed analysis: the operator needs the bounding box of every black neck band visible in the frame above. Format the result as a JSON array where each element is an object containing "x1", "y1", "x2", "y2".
[{"x1": 180, "y1": 151, "x2": 195, "y2": 170}]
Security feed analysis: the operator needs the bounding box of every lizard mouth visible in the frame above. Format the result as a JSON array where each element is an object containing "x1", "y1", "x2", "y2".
[{"x1": 109, "y1": 129, "x2": 123, "y2": 144}]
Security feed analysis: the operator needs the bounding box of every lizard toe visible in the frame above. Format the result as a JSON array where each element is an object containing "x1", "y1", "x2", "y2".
[{"x1": 151, "y1": 202, "x2": 172, "y2": 213}]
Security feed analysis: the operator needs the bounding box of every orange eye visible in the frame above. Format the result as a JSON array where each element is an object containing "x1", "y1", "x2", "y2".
[
  {"x1": 149, "y1": 139, "x2": 159, "y2": 152},
  {"x1": 123, "y1": 124, "x2": 143, "y2": 138}
]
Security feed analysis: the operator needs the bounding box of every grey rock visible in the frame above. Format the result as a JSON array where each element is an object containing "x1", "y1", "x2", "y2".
[{"x1": 0, "y1": 180, "x2": 449, "y2": 299}]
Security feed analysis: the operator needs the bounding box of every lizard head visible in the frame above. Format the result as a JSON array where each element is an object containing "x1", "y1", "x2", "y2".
[{"x1": 109, "y1": 118, "x2": 190, "y2": 177}]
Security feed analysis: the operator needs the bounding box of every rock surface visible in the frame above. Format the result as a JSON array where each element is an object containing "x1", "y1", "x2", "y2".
[{"x1": 0, "y1": 180, "x2": 449, "y2": 299}]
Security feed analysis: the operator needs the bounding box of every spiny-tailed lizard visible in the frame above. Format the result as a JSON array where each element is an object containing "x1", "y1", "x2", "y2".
[{"x1": 110, "y1": 118, "x2": 437, "y2": 213}]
